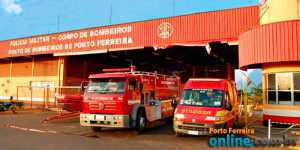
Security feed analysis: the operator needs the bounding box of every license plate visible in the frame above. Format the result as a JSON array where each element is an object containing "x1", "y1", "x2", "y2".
[
  {"x1": 188, "y1": 131, "x2": 199, "y2": 135},
  {"x1": 95, "y1": 115, "x2": 105, "y2": 120}
]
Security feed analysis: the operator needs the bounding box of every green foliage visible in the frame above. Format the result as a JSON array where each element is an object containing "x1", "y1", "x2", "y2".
[
  {"x1": 250, "y1": 83, "x2": 263, "y2": 106},
  {"x1": 0, "y1": 100, "x2": 24, "y2": 108},
  {"x1": 238, "y1": 89, "x2": 250, "y2": 103}
]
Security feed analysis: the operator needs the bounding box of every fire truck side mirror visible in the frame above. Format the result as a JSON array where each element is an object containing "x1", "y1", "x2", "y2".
[
  {"x1": 80, "y1": 83, "x2": 84, "y2": 92},
  {"x1": 225, "y1": 101, "x2": 232, "y2": 111},
  {"x1": 138, "y1": 82, "x2": 143, "y2": 92},
  {"x1": 171, "y1": 96, "x2": 177, "y2": 107}
]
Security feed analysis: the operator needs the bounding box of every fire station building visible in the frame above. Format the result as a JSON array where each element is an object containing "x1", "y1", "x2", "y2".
[{"x1": 0, "y1": 0, "x2": 299, "y2": 124}]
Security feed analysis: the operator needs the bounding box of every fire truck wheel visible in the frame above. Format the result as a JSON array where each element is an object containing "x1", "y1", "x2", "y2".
[
  {"x1": 134, "y1": 110, "x2": 146, "y2": 135},
  {"x1": 175, "y1": 132, "x2": 182, "y2": 137},
  {"x1": 91, "y1": 127, "x2": 102, "y2": 132},
  {"x1": 233, "y1": 118, "x2": 238, "y2": 129}
]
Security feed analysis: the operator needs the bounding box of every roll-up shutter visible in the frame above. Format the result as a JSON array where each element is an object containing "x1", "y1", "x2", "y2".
[
  {"x1": 34, "y1": 56, "x2": 58, "y2": 76},
  {"x1": 11, "y1": 58, "x2": 32, "y2": 77},
  {"x1": 0, "y1": 60, "x2": 10, "y2": 77}
]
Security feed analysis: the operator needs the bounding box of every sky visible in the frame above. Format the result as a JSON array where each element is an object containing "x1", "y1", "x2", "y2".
[
  {"x1": 0, "y1": 0, "x2": 259, "y2": 41},
  {"x1": 0, "y1": 0, "x2": 261, "y2": 87},
  {"x1": 235, "y1": 69, "x2": 262, "y2": 91}
]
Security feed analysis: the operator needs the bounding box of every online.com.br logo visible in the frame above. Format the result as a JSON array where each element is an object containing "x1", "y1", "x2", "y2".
[{"x1": 209, "y1": 134, "x2": 298, "y2": 147}]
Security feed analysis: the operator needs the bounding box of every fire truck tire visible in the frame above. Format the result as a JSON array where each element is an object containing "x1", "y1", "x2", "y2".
[
  {"x1": 134, "y1": 110, "x2": 146, "y2": 135},
  {"x1": 233, "y1": 116, "x2": 238, "y2": 129},
  {"x1": 171, "y1": 96, "x2": 177, "y2": 107},
  {"x1": 175, "y1": 132, "x2": 182, "y2": 137},
  {"x1": 91, "y1": 127, "x2": 102, "y2": 132}
]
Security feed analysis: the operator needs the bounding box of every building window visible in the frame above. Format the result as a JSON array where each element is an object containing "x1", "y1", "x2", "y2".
[
  {"x1": 267, "y1": 74, "x2": 276, "y2": 104},
  {"x1": 30, "y1": 81, "x2": 55, "y2": 91},
  {"x1": 266, "y1": 72, "x2": 300, "y2": 106},
  {"x1": 277, "y1": 73, "x2": 291, "y2": 105},
  {"x1": 294, "y1": 73, "x2": 300, "y2": 106}
]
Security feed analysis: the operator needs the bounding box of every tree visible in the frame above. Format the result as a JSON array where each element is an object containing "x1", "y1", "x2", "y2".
[{"x1": 250, "y1": 83, "x2": 262, "y2": 109}]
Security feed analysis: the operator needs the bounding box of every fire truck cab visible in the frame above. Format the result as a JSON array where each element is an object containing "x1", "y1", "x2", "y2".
[
  {"x1": 80, "y1": 66, "x2": 180, "y2": 134},
  {"x1": 173, "y1": 78, "x2": 239, "y2": 136}
]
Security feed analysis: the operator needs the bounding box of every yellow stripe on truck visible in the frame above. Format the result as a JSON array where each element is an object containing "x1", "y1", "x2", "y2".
[{"x1": 215, "y1": 110, "x2": 228, "y2": 116}]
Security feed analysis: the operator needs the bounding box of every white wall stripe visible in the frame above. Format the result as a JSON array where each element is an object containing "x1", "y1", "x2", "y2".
[{"x1": 263, "y1": 108, "x2": 300, "y2": 117}]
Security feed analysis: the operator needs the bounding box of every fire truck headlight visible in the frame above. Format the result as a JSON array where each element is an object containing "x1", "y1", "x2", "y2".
[
  {"x1": 113, "y1": 116, "x2": 122, "y2": 120},
  {"x1": 175, "y1": 114, "x2": 185, "y2": 120},
  {"x1": 80, "y1": 114, "x2": 88, "y2": 120},
  {"x1": 205, "y1": 116, "x2": 215, "y2": 121}
]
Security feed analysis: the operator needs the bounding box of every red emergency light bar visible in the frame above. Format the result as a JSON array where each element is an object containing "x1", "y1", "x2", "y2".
[{"x1": 103, "y1": 65, "x2": 136, "y2": 72}]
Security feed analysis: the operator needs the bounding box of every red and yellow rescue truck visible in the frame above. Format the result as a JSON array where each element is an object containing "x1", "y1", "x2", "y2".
[
  {"x1": 173, "y1": 78, "x2": 239, "y2": 136},
  {"x1": 80, "y1": 66, "x2": 180, "y2": 134}
]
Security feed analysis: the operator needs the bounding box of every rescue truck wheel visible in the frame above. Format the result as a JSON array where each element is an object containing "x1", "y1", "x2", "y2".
[
  {"x1": 223, "y1": 123, "x2": 228, "y2": 130},
  {"x1": 134, "y1": 110, "x2": 146, "y2": 134},
  {"x1": 91, "y1": 127, "x2": 102, "y2": 132},
  {"x1": 175, "y1": 132, "x2": 182, "y2": 137},
  {"x1": 233, "y1": 117, "x2": 238, "y2": 129}
]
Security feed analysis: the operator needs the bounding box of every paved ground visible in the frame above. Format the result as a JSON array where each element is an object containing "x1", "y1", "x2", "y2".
[
  {"x1": 0, "y1": 110, "x2": 298, "y2": 150},
  {"x1": 0, "y1": 111, "x2": 239, "y2": 150},
  {"x1": 246, "y1": 111, "x2": 300, "y2": 142}
]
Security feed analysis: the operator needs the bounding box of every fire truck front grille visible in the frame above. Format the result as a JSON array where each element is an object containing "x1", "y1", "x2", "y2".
[
  {"x1": 183, "y1": 122, "x2": 205, "y2": 126},
  {"x1": 88, "y1": 102, "x2": 117, "y2": 111},
  {"x1": 178, "y1": 125, "x2": 208, "y2": 132}
]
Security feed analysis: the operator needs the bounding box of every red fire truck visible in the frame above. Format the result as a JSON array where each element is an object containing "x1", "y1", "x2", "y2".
[{"x1": 80, "y1": 66, "x2": 180, "y2": 134}]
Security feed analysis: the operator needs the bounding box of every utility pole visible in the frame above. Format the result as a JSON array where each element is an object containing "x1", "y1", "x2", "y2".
[
  {"x1": 110, "y1": 5, "x2": 113, "y2": 25},
  {"x1": 240, "y1": 78, "x2": 243, "y2": 102},
  {"x1": 173, "y1": 0, "x2": 175, "y2": 16},
  {"x1": 244, "y1": 77, "x2": 251, "y2": 125}
]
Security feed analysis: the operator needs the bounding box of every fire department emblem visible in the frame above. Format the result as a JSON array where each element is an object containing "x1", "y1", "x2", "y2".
[
  {"x1": 99, "y1": 103, "x2": 104, "y2": 110},
  {"x1": 192, "y1": 119, "x2": 196, "y2": 123},
  {"x1": 157, "y1": 23, "x2": 173, "y2": 39},
  {"x1": 259, "y1": 0, "x2": 268, "y2": 9}
]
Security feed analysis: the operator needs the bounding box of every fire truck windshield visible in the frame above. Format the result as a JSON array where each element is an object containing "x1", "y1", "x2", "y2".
[
  {"x1": 179, "y1": 89, "x2": 223, "y2": 107},
  {"x1": 86, "y1": 78, "x2": 126, "y2": 95}
]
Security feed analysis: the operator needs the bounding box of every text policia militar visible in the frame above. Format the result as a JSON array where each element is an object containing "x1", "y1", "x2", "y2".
[
  {"x1": 209, "y1": 128, "x2": 255, "y2": 134},
  {"x1": 8, "y1": 26, "x2": 133, "y2": 55}
]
